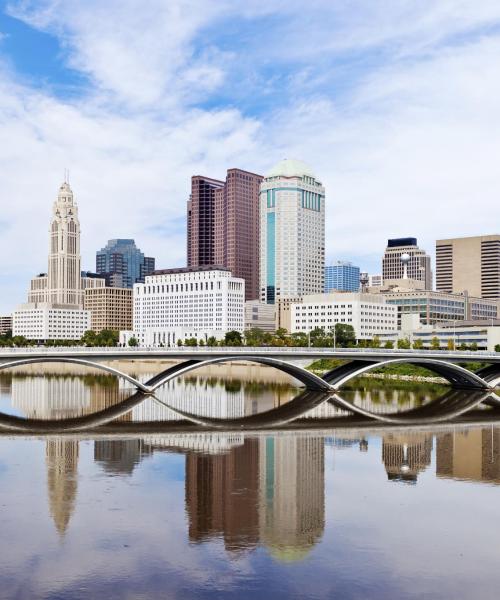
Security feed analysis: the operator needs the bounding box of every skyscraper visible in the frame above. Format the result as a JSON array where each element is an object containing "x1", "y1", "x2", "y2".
[
  {"x1": 436, "y1": 235, "x2": 500, "y2": 299},
  {"x1": 324, "y1": 261, "x2": 360, "y2": 292},
  {"x1": 382, "y1": 238, "x2": 432, "y2": 290},
  {"x1": 259, "y1": 159, "x2": 325, "y2": 304},
  {"x1": 187, "y1": 169, "x2": 263, "y2": 300},
  {"x1": 96, "y1": 239, "x2": 155, "y2": 288}
]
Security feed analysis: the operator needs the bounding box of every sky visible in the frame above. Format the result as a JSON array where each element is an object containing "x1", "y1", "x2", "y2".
[{"x1": 1, "y1": 0, "x2": 500, "y2": 313}]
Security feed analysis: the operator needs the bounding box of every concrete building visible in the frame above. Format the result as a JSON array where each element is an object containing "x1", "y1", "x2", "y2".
[
  {"x1": 382, "y1": 238, "x2": 432, "y2": 290},
  {"x1": 290, "y1": 292, "x2": 398, "y2": 340},
  {"x1": 244, "y1": 300, "x2": 276, "y2": 332},
  {"x1": 276, "y1": 295, "x2": 303, "y2": 332},
  {"x1": 84, "y1": 287, "x2": 133, "y2": 332},
  {"x1": 96, "y1": 239, "x2": 155, "y2": 288},
  {"x1": 360, "y1": 273, "x2": 382, "y2": 291},
  {"x1": 410, "y1": 321, "x2": 500, "y2": 351},
  {"x1": 436, "y1": 234, "x2": 500, "y2": 299},
  {"x1": 324, "y1": 261, "x2": 360, "y2": 293},
  {"x1": 187, "y1": 169, "x2": 263, "y2": 300},
  {"x1": 128, "y1": 266, "x2": 245, "y2": 347},
  {"x1": 383, "y1": 289, "x2": 499, "y2": 327},
  {"x1": 260, "y1": 159, "x2": 325, "y2": 304},
  {"x1": 0, "y1": 315, "x2": 12, "y2": 336},
  {"x1": 13, "y1": 304, "x2": 90, "y2": 341}
]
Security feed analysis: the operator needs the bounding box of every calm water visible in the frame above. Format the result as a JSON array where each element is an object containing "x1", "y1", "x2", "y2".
[{"x1": 0, "y1": 363, "x2": 499, "y2": 599}]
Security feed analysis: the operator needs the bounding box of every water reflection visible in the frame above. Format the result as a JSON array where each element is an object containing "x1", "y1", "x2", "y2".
[
  {"x1": 382, "y1": 433, "x2": 433, "y2": 483},
  {"x1": 46, "y1": 439, "x2": 79, "y2": 536}
]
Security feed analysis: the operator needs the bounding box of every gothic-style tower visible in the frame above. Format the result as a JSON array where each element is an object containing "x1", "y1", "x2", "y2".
[{"x1": 47, "y1": 181, "x2": 82, "y2": 305}]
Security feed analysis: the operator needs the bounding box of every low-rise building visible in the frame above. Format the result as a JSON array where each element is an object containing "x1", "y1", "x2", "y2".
[
  {"x1": 129, "y1": 266, "x2": 245, "y2": 347},
  {"x1": 84, "y1": 287, "x2": 133, "y2": 332},
  {"x1": 245, "y1": 300, "x2": 276, "y2": 332},
  {"x1": 13, "y1": 303, "x2": 90, "y2": 341},
  {"x1": 411, "y1": 322, "x2": 500, "y2": 351},
  {"x1": 290, "y1": 292, "x2": 398, "y2": 340},
  {"x1": 0, "y1": 315, "x2": 12, "y2": 336},
  {"x1": 276, "y1": 295, "x2": 303, "y2": 332}
]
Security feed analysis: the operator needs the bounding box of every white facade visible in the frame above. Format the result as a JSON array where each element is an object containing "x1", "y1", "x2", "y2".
[
  {"x1": 259, "y1": 159, "x2": 325, "y2": 304},
  {"x1": 290, "y1": 292, "x2": 398, "y2": 340},
  {"x1": 245, "y1": 300, "x2": 276, "y2": 332},
  {"x1": 13, "y1": 303, "x2": 90, "y2": 341},
  {"x1": 131, "y1": 267, "x2": 245, "y2": 347}
]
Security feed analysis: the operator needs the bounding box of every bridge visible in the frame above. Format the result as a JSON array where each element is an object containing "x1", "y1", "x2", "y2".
[{"x1": 0, "y1": 347, "x2": 499, "y2": 432}]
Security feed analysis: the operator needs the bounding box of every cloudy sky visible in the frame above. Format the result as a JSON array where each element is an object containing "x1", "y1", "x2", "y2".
[{"x1": 1, "y1": 0, "x2": 500, "y2": 313}]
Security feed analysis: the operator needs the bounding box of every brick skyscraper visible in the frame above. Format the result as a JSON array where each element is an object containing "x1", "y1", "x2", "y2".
[{"x1": 187, "y1": 169, "x2": 263, "y2": 300}]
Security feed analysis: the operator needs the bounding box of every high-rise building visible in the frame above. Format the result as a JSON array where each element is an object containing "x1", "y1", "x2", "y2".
[
  {"x1": 96, "y1": 239, "x2": 155, "y2": 288},
  {"x1": 382, "y1": 238, "x2": 432, "y2": 290},
  {"x1": 187, "y1": 169, "x2": 263, "y2": 300},
  {"x1": 259, "y1": 159, "x2": 325, "y2": 304},
  {"x1": 324, "y1": 261, "x2": 360, "y2": 292},
  {"x1": 436, "y1": 235, "x2": 500, "y2": 299}
]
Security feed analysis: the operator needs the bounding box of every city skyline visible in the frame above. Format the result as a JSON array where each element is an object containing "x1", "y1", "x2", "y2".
[{"x1": 2, "y1": 2, "x2": 500, "y2": 313}]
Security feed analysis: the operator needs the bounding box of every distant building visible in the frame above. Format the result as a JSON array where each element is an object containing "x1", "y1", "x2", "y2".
[
  {"x1": 382, "y1": 238, "x2": 432, "y2": 290},
  {"x1": 127, "y1": 266, "x2": 245, "y2": 347},
  {"x1": 290, "y1": 292, "x2": 397, "y2": 340},
  {"x1": 324, "y1": 262, "x2": 360, "y2": 292},
  {"x1": 260, "y1": 159, "x2": 325, "y2": 304},
  {"x1": 436, "y1": 234, "x2": 500, "y2": 299},
  {"x1": 187, "y1": 169, "x2": 263, "y2": 300},
  {"x1": 96, "y1": 239, "x2": 155, "y2": 288},
  {"x1": 0, "y1": 315, "x2": 12, "y2": 336},
  {"x1": 410, "y1": 321, "x2": 500, "y2": 351},
  {"x1": 84, "y1": 287, "x2": 133, "y2": 332},
  {"x1": 360, "y1": 272, "x2": 382, "y2": 290},
  {"x1": 244, "y1": 300, "x2": 276, "y2": 332},
  {"x1": 13, "y1": 304, "x2": 90, "y2": 341}
]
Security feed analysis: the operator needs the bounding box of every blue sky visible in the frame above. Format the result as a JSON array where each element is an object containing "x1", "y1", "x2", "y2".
[{"x1": 1, "y1": 0, "x2": 500, "y2": 313}]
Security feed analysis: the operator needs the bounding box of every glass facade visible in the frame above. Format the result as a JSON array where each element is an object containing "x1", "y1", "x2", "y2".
[
  {"x1": 96, "y1": 239, "x2": 155, "y2": 288},
  {"x1": 324, "y1": 262, "x2": 360, "y2": 293}
]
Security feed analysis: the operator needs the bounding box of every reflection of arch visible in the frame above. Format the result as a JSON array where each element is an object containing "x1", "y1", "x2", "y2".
[
  {"x1": 146, "y1": 356, "x2": 333, "y2": 393},
  {"x1": 322, "y1": 359, "x2": 492, "y2": 390},
  {"x1": 0, "y1": 357, "x2": 150, "y2": 392}
]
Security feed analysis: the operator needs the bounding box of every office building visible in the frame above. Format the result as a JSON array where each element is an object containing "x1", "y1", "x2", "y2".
[
  {"x1": 260, "y1": 159, "x2": 325, "y2": 304},
  {"x1": 382, "y1": 238, "x2": 432, "y2": 290},
  {"x1": 324, "y1": 261, "x2": 360, "y2": 292},
  {"x1": 96, "y1": 239, "x2": 155, "y2": 288},
  {"x1": 0, "y1": 315, "x2": 12, "y2": 336},
  {"x1": 244, "y1": 300, "x2": 276, "y2": 332},
  {"x1": 290, "y1": 292, "x2": 397, "y2": 340},
  {"x1": 187, "y1": 169, "x2": 263, "y2": 300},
  {"x1": 383, "y1": 289, "x2": 499, "y2": 327},
  {"x1": 436, "y1": 234, "x2": 500, "y2": 299},
  {"x1": 13, "y1": 304, "x2": 90, "y2": 341},
  {"x1": 410, "y1": 321, "x2": 500, "y2": 351},
  {"x1": 128, "y1": 266, "x2": 245, "y2": 347},
  {"x1": 84, "y1": 287, "x2": 133, "y2": 332}
]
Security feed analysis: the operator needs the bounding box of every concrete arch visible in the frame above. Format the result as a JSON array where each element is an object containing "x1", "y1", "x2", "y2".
[
  {"x1": 476, "y1": 364, "x2": 500, "y2": 389},
  {"x1": 0, "y1": 357, "x2": 151, "y2": 393},
  {"x1": 146, "y1": 356, "x2": 333, "y2": 392},
  {"x1": 322, "y1": 358, "x2": 492, "y2": 390}
]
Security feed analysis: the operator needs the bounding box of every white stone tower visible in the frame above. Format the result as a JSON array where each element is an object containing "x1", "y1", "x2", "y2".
[{"x1": 47, "y1": 181, "x2": 82, "y2": 306}]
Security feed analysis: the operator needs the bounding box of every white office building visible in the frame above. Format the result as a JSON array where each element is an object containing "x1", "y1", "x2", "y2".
[
  {"x1": 290, "y1": 292, "x2": 398, "y2": 340},
  {"x1": 259, "y1": 159, "x2": 325, "y2": 304},
  {"x1": 129, "y1": 267, "x2": 245, "y2": 347},
  {"x1": 13, "y1": 303, "x2": 90, "y2": 341}
]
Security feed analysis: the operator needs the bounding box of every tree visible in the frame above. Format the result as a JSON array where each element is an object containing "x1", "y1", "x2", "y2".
[
  {"x1": 384, "y1": 340, "x2": 394, "y2": 349},
  {"x1": 128, "y1": 336, "x2": 138, "y2": 347},
  {"x1": 430, "y1": 336, "x2": 441, "y2": 350},
  {"x1": 447, "y1": 339, "x2": 455, "y2": 351},
  {"x1": 12, "y1": 335, "x2": 29, "y2": 347},
  {"x1": 412, "y1": 339, "x2": 424, "y2": 350},
  {"x1": 334, "y1": 323, "x2": 356, "y2": 347},
  {"x1": 458, "y1": 342, "x2": 468, "y2": 351},
  {"x1": 184, "y1": 337, "x2": 198, "y2": 347},
  {"x1": 81, "y1": 330, "x2": 98, "y2": 346},
  {"x1": 371, "y1": 336, "x2": 381, "y2": 348},
  {"x1": 245, "y1": 327, "x2": 266, "y2": 347},
  {"x1": 291, "y1": 332, "x2": 308, "y2": 347},
  {"x1": 224, "y1": 330, "x2": 242, "y2": 346},
  {"x1": 495, "y1": 344, "x2": 500, "y2": 353},
  {"x1": 397, "y1": 337, "x2": 411, "y2": 349},
  {"x1": 176, "y1": 339, "x2": 183, "y2": 347},
  {"x1": 469, "y1": 342, "x2": 478, "y2": 351},
  {"x1": 206, "y1": 336, "x2": 218, "y2": 347},
  {"x1": 198, "y1": 339, "x2": 205, "y2": 346}
]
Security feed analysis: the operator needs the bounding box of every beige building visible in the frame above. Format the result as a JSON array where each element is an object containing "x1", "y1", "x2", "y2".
[
  {"x1": 244, "y1": 300, "x2": 276, "y2": 332},
  {"x1": 436, "y1": 234, "x2": 500, "y2": 299},
  {"x1": 382, "y1": 237, "x2": 432, "y2": 290},
  {"x1": 276, "y1": 296, "x2": 303, "y2": 332},
  {"x1": 84, "y1": 287, "x2": 132, "y2": 332}
]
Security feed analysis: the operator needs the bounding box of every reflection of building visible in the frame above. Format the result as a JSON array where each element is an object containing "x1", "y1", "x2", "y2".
[
  {"x1": 436, "y1": 429, "x2": 500, "y2": 484},
  {"x1": 382, "y1": 433, "x2": 432, "y2": 483},
  {"x1": 46, "y1": 439, "x2": 79, "y2": 536},
  {"x1": 259, "y1": 436, "x2": 325, "y2": 560},
  {"x1": 185, "y1": 439, "x2": 260, "y2": 553},
  {"x1": 94, "y1": 440, "x2": 147, "y2": 475}
]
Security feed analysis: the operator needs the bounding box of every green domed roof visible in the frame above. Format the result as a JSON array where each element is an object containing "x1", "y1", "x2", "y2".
[{"x1": 265, "y1": 158, "x2": 317, "y2": 179}]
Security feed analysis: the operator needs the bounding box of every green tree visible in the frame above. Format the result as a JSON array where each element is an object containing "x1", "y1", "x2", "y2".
[
  {"x1": 97, "y1": 329, "x2": 119, "y2": 347},
  {"x1": 184, "y1": 337, "x2": 198, "y2": 347},
  {"x1": 291, "y1": 332, "x2": 308, "y2": 347},
  {"x1": 458, "y1": 342, "x2": 469, "y2": 350},
  {"x1": 469, "y1": 342, "x2": 478, "y2": 351},
  {"x1": 430, "y1": 336, "x2": 441, "y2": 350},
  {"x1": 206, "y1": 336, "x2": 218, "y2": 347},
  {"x1": 495, "y1": 344, "x2": 500, "y2": 352},
  {"x1": 127, "y1": 336, "x2": 138, "y2": 347},
  {"x1": 412, "y1": 339, "x2": 424, "y2": 350},
  {"x1": 81, "y1": 330, "x2": 98, "y2": 346},
  {"x1": 384, "y1": 340, "x2": 394, "y2": 349},
  {"x1": 245, "y1": 327, "x2": 266, "y2": 347},
  {"x1": 334, "y1": 323, "x2": 356, "y2": 347},
  {"x1": 224, "y1": 330, "x2": 243, "y2": 346},
  {"x1": 11, "y1": 335, "x2": 29, "y2": 347},
  {"x1": 447, "y1": 338, "x2": 455, "y2": 351},
  {"x1": 397, "y1": 337, "x2": 411, "y2": 349},
  {"x1": 371, "y1": 336, "x2": 381, "y2": 348},
  {"x1": 198, "y1": 339, "x2": 205, "y2": 346}
]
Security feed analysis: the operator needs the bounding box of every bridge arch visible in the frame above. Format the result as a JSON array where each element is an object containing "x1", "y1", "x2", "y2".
[
  {"x1": 322, "y1": 358, "x2": 492, "y2": 390},
  {"x1": 0, "y1": 357, "x2": 150, "y2": 393}
]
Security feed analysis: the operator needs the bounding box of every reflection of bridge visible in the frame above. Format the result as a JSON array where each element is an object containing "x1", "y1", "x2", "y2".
[{"x1": 0, "y1": 348, "x2": 500, "y2": 432}]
